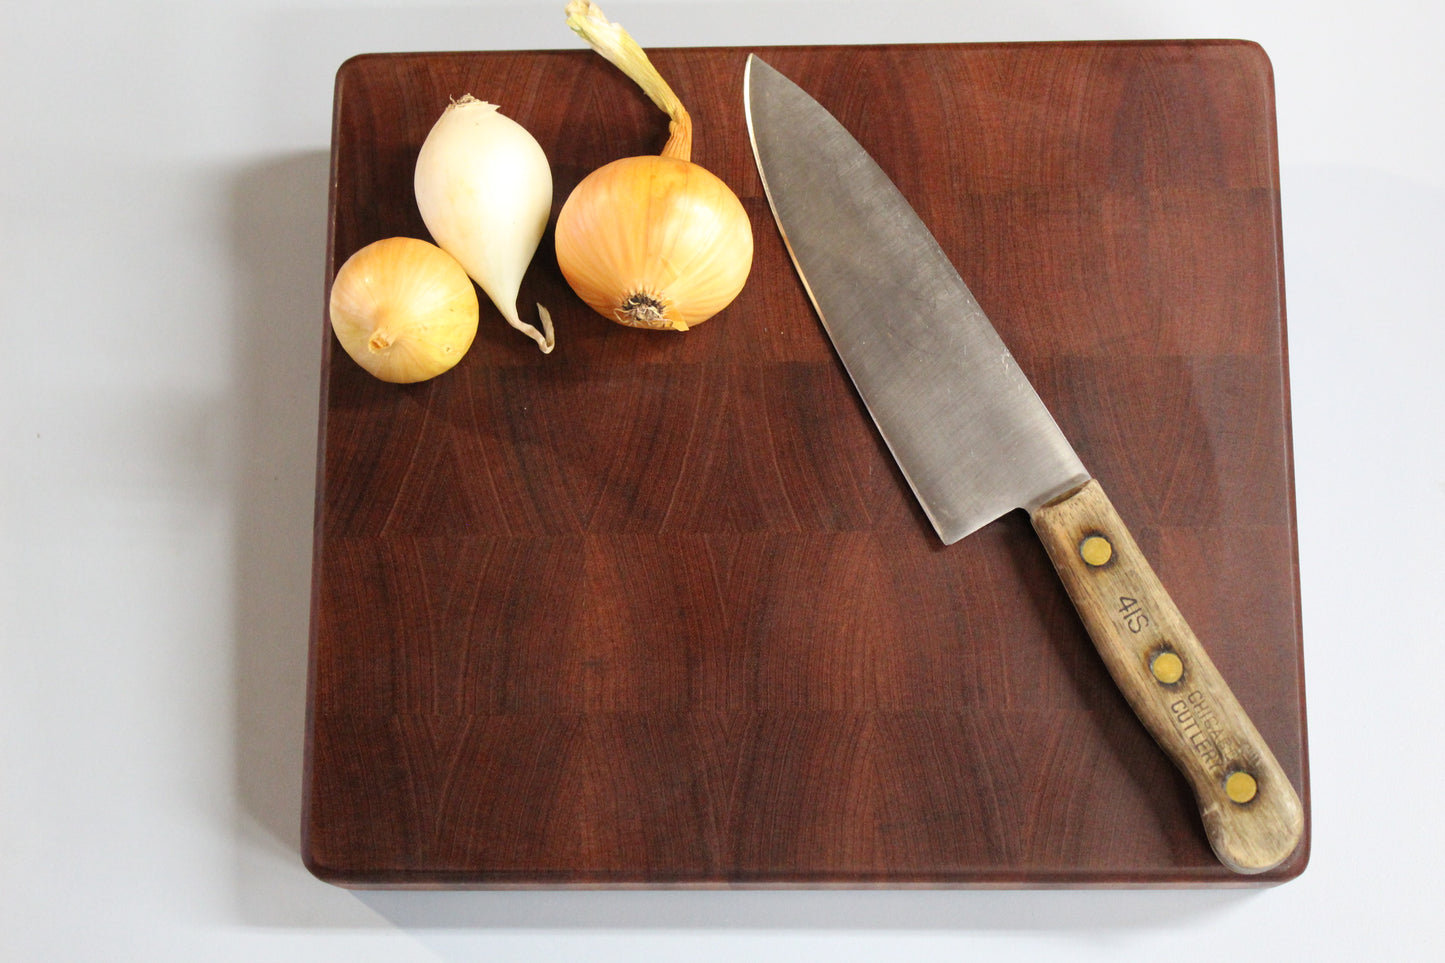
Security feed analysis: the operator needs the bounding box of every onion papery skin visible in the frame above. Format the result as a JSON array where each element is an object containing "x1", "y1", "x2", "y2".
[
  {"x1": 554, "y1": 155, "x2": 753, "y2": 331},
  {"x1": 328, "y1": 237, "x2": 480, "y2": 384}
]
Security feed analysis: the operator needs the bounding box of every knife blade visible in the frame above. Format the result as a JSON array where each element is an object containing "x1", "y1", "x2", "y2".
[{"x1": 744, "y1": 53, "x2": 1303, "y2": 875}]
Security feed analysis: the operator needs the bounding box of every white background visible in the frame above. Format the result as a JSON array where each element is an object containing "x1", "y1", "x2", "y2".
[{"x1": 3, "y1": 1, "x2": 1441, "y2": 960}]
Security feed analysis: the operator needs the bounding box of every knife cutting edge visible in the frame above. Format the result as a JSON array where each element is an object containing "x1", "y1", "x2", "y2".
[{"x1": 743, "y1": 53, "x2": 1303, "y2": 874}]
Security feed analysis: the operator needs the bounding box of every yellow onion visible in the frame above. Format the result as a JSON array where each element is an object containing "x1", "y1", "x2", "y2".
[
  {"x1": 328, "y1": 236, "x2": 479, "y2": 383},
  {"x1": 555, "y1": 1, "x2": 753, "y2": 332}
]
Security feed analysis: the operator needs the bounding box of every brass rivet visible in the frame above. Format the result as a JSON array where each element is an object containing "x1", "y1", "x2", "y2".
[
  {"x1": 1079, "y1": 534, "x2": 1113, "y2": 567},
  {"x1": 1150, "y1": 650, "x2": 1184, "y2": 685},
  {"x1": 1225, "y1": 770, "x2": 1258, "y2": 804}
]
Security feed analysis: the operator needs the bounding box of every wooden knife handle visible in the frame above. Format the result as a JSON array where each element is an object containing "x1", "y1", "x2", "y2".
[{"x1": 1030, "y1": 479, "x2": 1304, "y2": 874}]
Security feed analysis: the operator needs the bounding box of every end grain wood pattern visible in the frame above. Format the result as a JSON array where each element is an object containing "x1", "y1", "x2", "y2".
[{"x1": 304, "y1": 41, "x2": 1308, "y2": 886}]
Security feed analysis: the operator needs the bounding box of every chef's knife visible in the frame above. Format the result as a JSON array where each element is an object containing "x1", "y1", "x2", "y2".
[{"x1": 744, "y1": 54, "x2": 1303, "y2": 874}]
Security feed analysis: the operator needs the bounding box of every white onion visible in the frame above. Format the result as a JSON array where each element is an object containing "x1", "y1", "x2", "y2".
[{"x1": 414, "y1": 96, "x2": 555, "y2": 353}]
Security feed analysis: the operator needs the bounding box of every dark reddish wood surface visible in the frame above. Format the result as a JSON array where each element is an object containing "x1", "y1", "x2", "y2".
[{"x1": 304, "y1": 41, "x2": 1308, "y2": 886}]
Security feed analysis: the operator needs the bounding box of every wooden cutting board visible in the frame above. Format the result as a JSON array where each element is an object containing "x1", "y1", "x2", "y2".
[{"x1": 304, "y1": 40, "x2": 1308, "y2": 887}]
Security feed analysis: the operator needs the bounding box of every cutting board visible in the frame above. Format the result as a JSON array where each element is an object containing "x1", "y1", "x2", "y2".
[{"x1": 304, "y1": 40, "x2": 1308, "y2": 887}]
